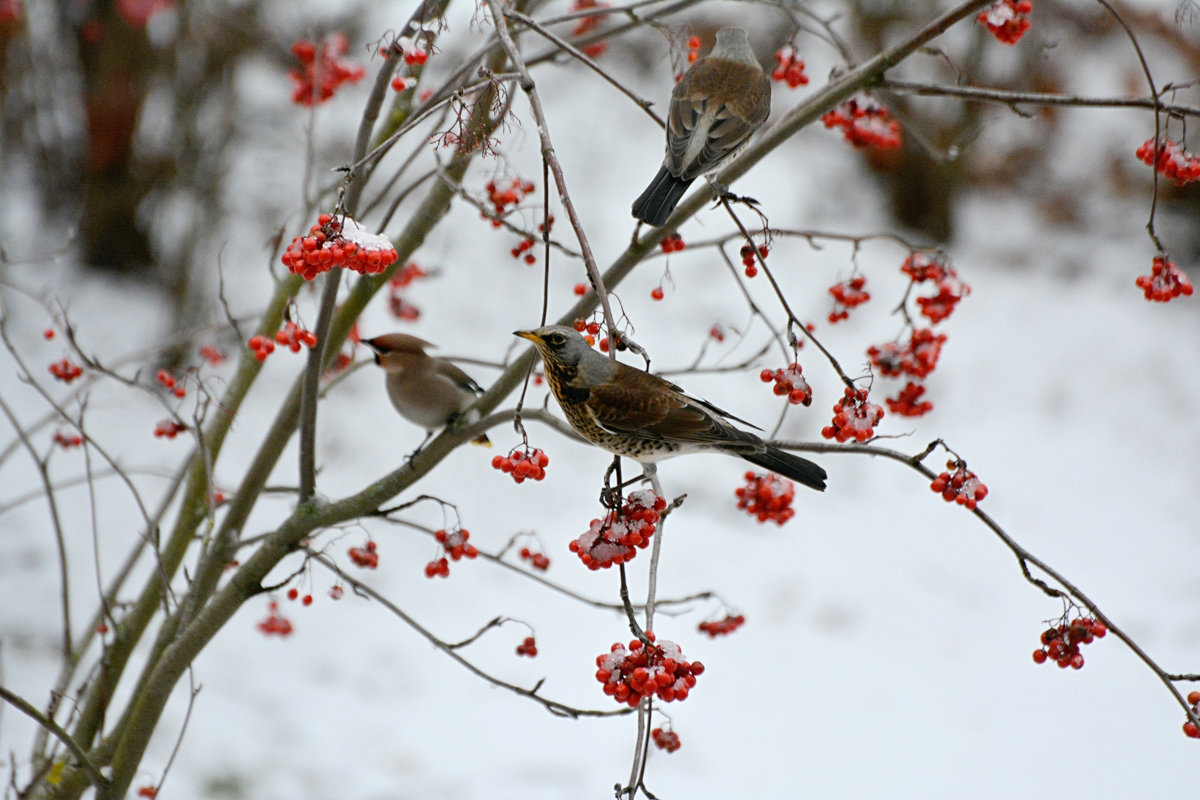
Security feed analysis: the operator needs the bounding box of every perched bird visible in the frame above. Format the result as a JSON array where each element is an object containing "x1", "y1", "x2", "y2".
[
  {"x1": 631, "y1": 27, "x2": 772, "y2": 227},
  {"x1": 514, "y1": 326, "x2": 825, "y2": 491},
  {"x1": 365, "y1": 333, "x2": 490, "y2": 448}
]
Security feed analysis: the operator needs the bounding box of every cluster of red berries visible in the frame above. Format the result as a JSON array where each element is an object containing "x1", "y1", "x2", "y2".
[
  {"x1": 759, "y1": 362, "x2": 811, "y2": 406},
  {"x1": 822, "y1": 387, "x2": 884, "y2": 442},
  {"x1": 917, "y1": 274, "x2": 970, "y2": 323},
  {"x1": 484, "y1": 178, "x2": 535, "y2": 224},
  {"x1": 735, "y1": 471, "x2": 796, "y2": 525},
  {"x1": 685, "y1": 34, "x2": 701, "y2": 65},
  {"x1": 519, "y1": 546, "x2": 551, "y2": 571},
  {"x1": 247, "y1": 335, "x2": 276, "y2": 362},
  {"x1": 511, "y1": 236, "x2": 537, "y2": 265},
  {"x1": 257, "y1": 600, "x2": 294, "y2": 637},
  {"x1": 868, "y1": 328, "x2": 946, "y2": 380},
  {"x1": 275, "y1": 321, "x2": 318, "y2": 353},
  {"x1": 595, "y1": 633, "x2": 704, "y2": 706},
  {"x1": 709, "y1": 324, "x2": 725, "y2": 342},
  {"x1": 426, "y1": 528, "x2": 478, "y2": 578},
  {"x1": 698, "y1": 613, "x2": 746, "y2": 638},
  {"x1": 978, "y1": 0, "x2": 1033, "y2": 45},
  {"x1": 1031, "y1": 614, "x2": 1106, "y2": 670},
  {"x1": 388, "y1": 262, "x2": 426, "y2": 321},
  {"x1": 822, "y1": 96, "x2": 902, "y2": 149},
  {"x1": 281, "y1": 214, "x2": 399, "y2": 281},
  {"x1": 49, "y1": 358, "x2": 83, "y2": 384},
  {"x1": 572, "y1": 318, "x2": 602, "y2": 336},
  {"x1": 1136, "y1": 255, "x2": 1193, "y2": 303},
  {"x1": 285, "y1": 587, "x2": 314, "y2": 606},
  {"x1": 1182, "y1": 692, "x2": 1200, "y2": 739},
  {"x1": 516, "y1": 635, "x2": 538, "y2": 657},
  {"x1": 398, "y1": 40, "x2": 428, "y2": 66},
  {"x1": 772, "y1": 45, "x2": 809, "y2": 88},
  {"x1": 660, "y1": 232, "x2": 686, "y2": 253},
  {"x1": 199, "y1": 345, "x2": 225, "y2": 365},
  {"x1": 930, "y1": 459, "x2": 988, "y2": 510},
  {"x1": 901, "y1": 252, "x2": 950, "y2": 283},
  {"x1": 570, "y1": 490, "x2": 667, "y2": 570},
  {"x1": 153, "y1": 419, "x2": 187, "y2": 439},
  {"x1": 740, "y1": 243, "x2": 768, "y2": 277},
  {"x1": 348, "y1": 540, "x2": 379, "y2": 569},
  {"x1": 651, "y1": 727, "x2": 681, "y2": 752},
  {"x1": 885, "y1": 382, "x2": 933, "y2": 417},
  {"x1": 827, "y1": 276, "x2": 870, "y2": 323},
  {"x1": 289, "y1": 34, "x2": 365, "y2": 106},
  {"x1": 53, "y1": 430, "x2": 83, "y2": 449},
  {"x1": 1136, "y1": 137, "x2": 1200, "y2": 185},
  {"x1": 135, "y1": 785, "x2": 157, "y2": 799},
  {"x1": 491, "y1": 447, "x2": 550, "y2": 483},
  {"x1": 571, "y1": 0, "x2": 611, "y2": 58},
  {"x1": 155, "y1": 369, "x2": 186, "y2": 398}
]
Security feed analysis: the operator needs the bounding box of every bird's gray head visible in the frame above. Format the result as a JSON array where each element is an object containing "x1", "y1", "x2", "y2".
[
  {"x1": 710, "y1": 27, "x2": 757, "y2": 66},
  {"x1": 514, "y1": 325, "x2": 597, "y2": 369},
  {"x1": 365, "y1": 333, "x2": 435, "y2": 366}
]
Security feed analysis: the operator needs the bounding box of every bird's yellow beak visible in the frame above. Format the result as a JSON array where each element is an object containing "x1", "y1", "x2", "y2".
[{"x1": 514, "y1": 330, "x2": 541, "y2": 343}]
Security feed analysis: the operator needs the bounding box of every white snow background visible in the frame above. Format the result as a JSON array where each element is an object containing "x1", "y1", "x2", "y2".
[{"x1": 2, "y1": 1, "x2": 1199, "y2": 798}]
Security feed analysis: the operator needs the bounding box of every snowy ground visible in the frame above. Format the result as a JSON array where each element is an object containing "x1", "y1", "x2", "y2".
[{"x1": 2, "y1": 2, "x2": 1199, "y2": 798}]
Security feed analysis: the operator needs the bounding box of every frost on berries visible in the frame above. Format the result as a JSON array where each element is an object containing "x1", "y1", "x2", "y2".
[
  {"x1": 868, "y1": 329, "x2": 946, "y2": 380},
  {"x1": 822, "y1": 387, "x2": 884, "y2": 442},
  {"x1": 827, "y1": 276, "x2": 870, "y2": 323},
  {"x1": 735, "y1": 472, "x2": 796, "y2": 525},
  {"x1": 759, "y1": 363, "x2": 811, "y2": 406},
  {"x1": 289, "y1": 34, "x2": 365, "y2": 106},
  {"x1": 979, "y1": 1, "x2": 1033, "y2": 45},
  {"x1": 516, "y1": 636, "x2": 538, "y2": 657},
  {"x1": 491, "y1": 447, "x2": 549, "y2": 483},
  {"x1": 652, "y1": 727, "x2": 681, "y2": 752},
  {"x1": 930, "y1": 459, "x2": 988, "y2": 509},
  {"x1": 1135, "y1": 255, "x2": 1193, "y2": 303},
  {"x1": 281, "y1": 214, "x2": 399, "y2": 281},
  {"x1": 595, "y1": 633, "x2": 704, "y2": 706},
  {"x1": 1030, "y1": 613, "x2": 1105, "y2": 670},
  {"x1": 821, "y1": 95, "x2": 901, "y2": 149},
  {"x1": 348, "y1": 540, "x2": 379, "y2": 569},
  {"x1": 698, "y1": 614, "x2": 746, "y2": 638},
  {"x1": 49, "y1": 358, "x2": 83, "y2": 384},
  {"x1": 570, "y1": 490, "x2": 666, "y2": 570},
  {"x1": 257, "y1": 600, "x2": 294, "y2": 637},
  {"x1": 1136, "y1": 138, "x2": 1200, "y2": 185},
  {"x1": 772, "y1": 46, "x2": 808, "y2": 88},
  {"x1": 425, "y1": 527, "x2": 478, "y2": 578}
]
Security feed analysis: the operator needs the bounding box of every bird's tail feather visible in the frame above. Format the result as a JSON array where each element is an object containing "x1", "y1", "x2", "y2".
[
  {"x1": 631, "y1": 167, "x2": 693, "y2": 227},
  {"x1": 742, "y1": 447, "x2": 827, "y2": 492}
]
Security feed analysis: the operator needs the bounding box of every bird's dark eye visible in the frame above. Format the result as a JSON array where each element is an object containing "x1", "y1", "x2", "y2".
[{"x1": 547, "y1": 333, "x2": 566, "y2": 347}]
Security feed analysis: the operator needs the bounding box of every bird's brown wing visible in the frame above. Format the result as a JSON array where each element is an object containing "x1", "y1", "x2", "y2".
[
  {"x1": 585, "y1": 364, "x2": 758, "y2": 445},
  {"x1": 435, "y1": 360, "x2": 484, "y2": 394},
  {"x1": 667, "y1": 61, "x2": 770, "y2": 179}
]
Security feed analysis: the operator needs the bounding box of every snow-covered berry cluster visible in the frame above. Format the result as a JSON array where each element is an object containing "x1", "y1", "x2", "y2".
[
  {"x1": 1135, "y1": 137, "x2": 1200, "y2": 185},
  {"x1": 289, "y1": 34, "x2": 365, "y2": 106},
  {"x1": 348, "y1": 540, "x2": 379, "y2": 569},
  {"x1": 153, "y1": 419, "x2": 187, "y2": 439},
  {"x1": 772, "y1": 46, "x2": 809, "y2": 88},
  {"x1": 698, "y1": 613, "x2": 745, "y2": 638},
  {"x1": 827, "y1": 275, "x2": 870, "y2": 323},
  {"x1": 735, "y1": 471, "x2": 796, "y2": 525},
  {"x1": 868, "y1": 328, "x2": 946, "y2": 380},
  {"x1": 902, "y1": 252, "x2": 970, "y2": 323},
  {"x1": 978, "y1": 1, "x2": 1033, "y2": 45},
  {"x1": 822, "y1": 95, "x2": 901, "y2": 149},
  {"x1": 595, "y1": 633, "x2": 704, "y2": 706},
  {"x1": 822, "y1": 387, "x2": 883, "y2": 442},
  {"x1": 652, "y1": 727, "x2": 681, "y2": 752},
  {"x1": 930, "y1": 459, "x2": 988, "y2": 510},
  {"x1": 281, "y1": 214, "x2": 399, "y2": 281},
  {"x1": 759, "y1": 362, "x2": 811, "y2": 406},
  {"x1": 1136, "y1": 255, "x2": 1193, "y2": 303},
  {"x1": 491, "y1": 447, "x2": 549, "y2": 483},
  {"x1": 570, "y1": 490, "x2": 666, "y2": 570},
  {"x1": 1031, "y1": 614, "x2": 1106, "y2": 670}
]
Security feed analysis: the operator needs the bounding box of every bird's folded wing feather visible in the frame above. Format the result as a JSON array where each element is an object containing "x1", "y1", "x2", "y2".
[{"x1": 436, "y1": 361, "x2": 484, "y2": 394}]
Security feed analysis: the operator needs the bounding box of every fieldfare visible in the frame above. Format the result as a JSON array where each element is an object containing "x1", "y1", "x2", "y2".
[
  {"x1": 365, "y1": 333, "x2": 490, "y2": 447},
  {"x1": 631, "y1": 27, "x2": 772, "y2": 227},
  {"x1": 514, "y1": 326, "x2": 826, "y2": 491}
]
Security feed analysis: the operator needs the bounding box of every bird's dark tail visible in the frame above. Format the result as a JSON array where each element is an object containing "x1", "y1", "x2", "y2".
[
  {"x1": 631, "y1": 166, "x2": 693, "y2": 227},
  {"x1": 742, "y1": 447, "x2": 827, "y2": 492}
]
